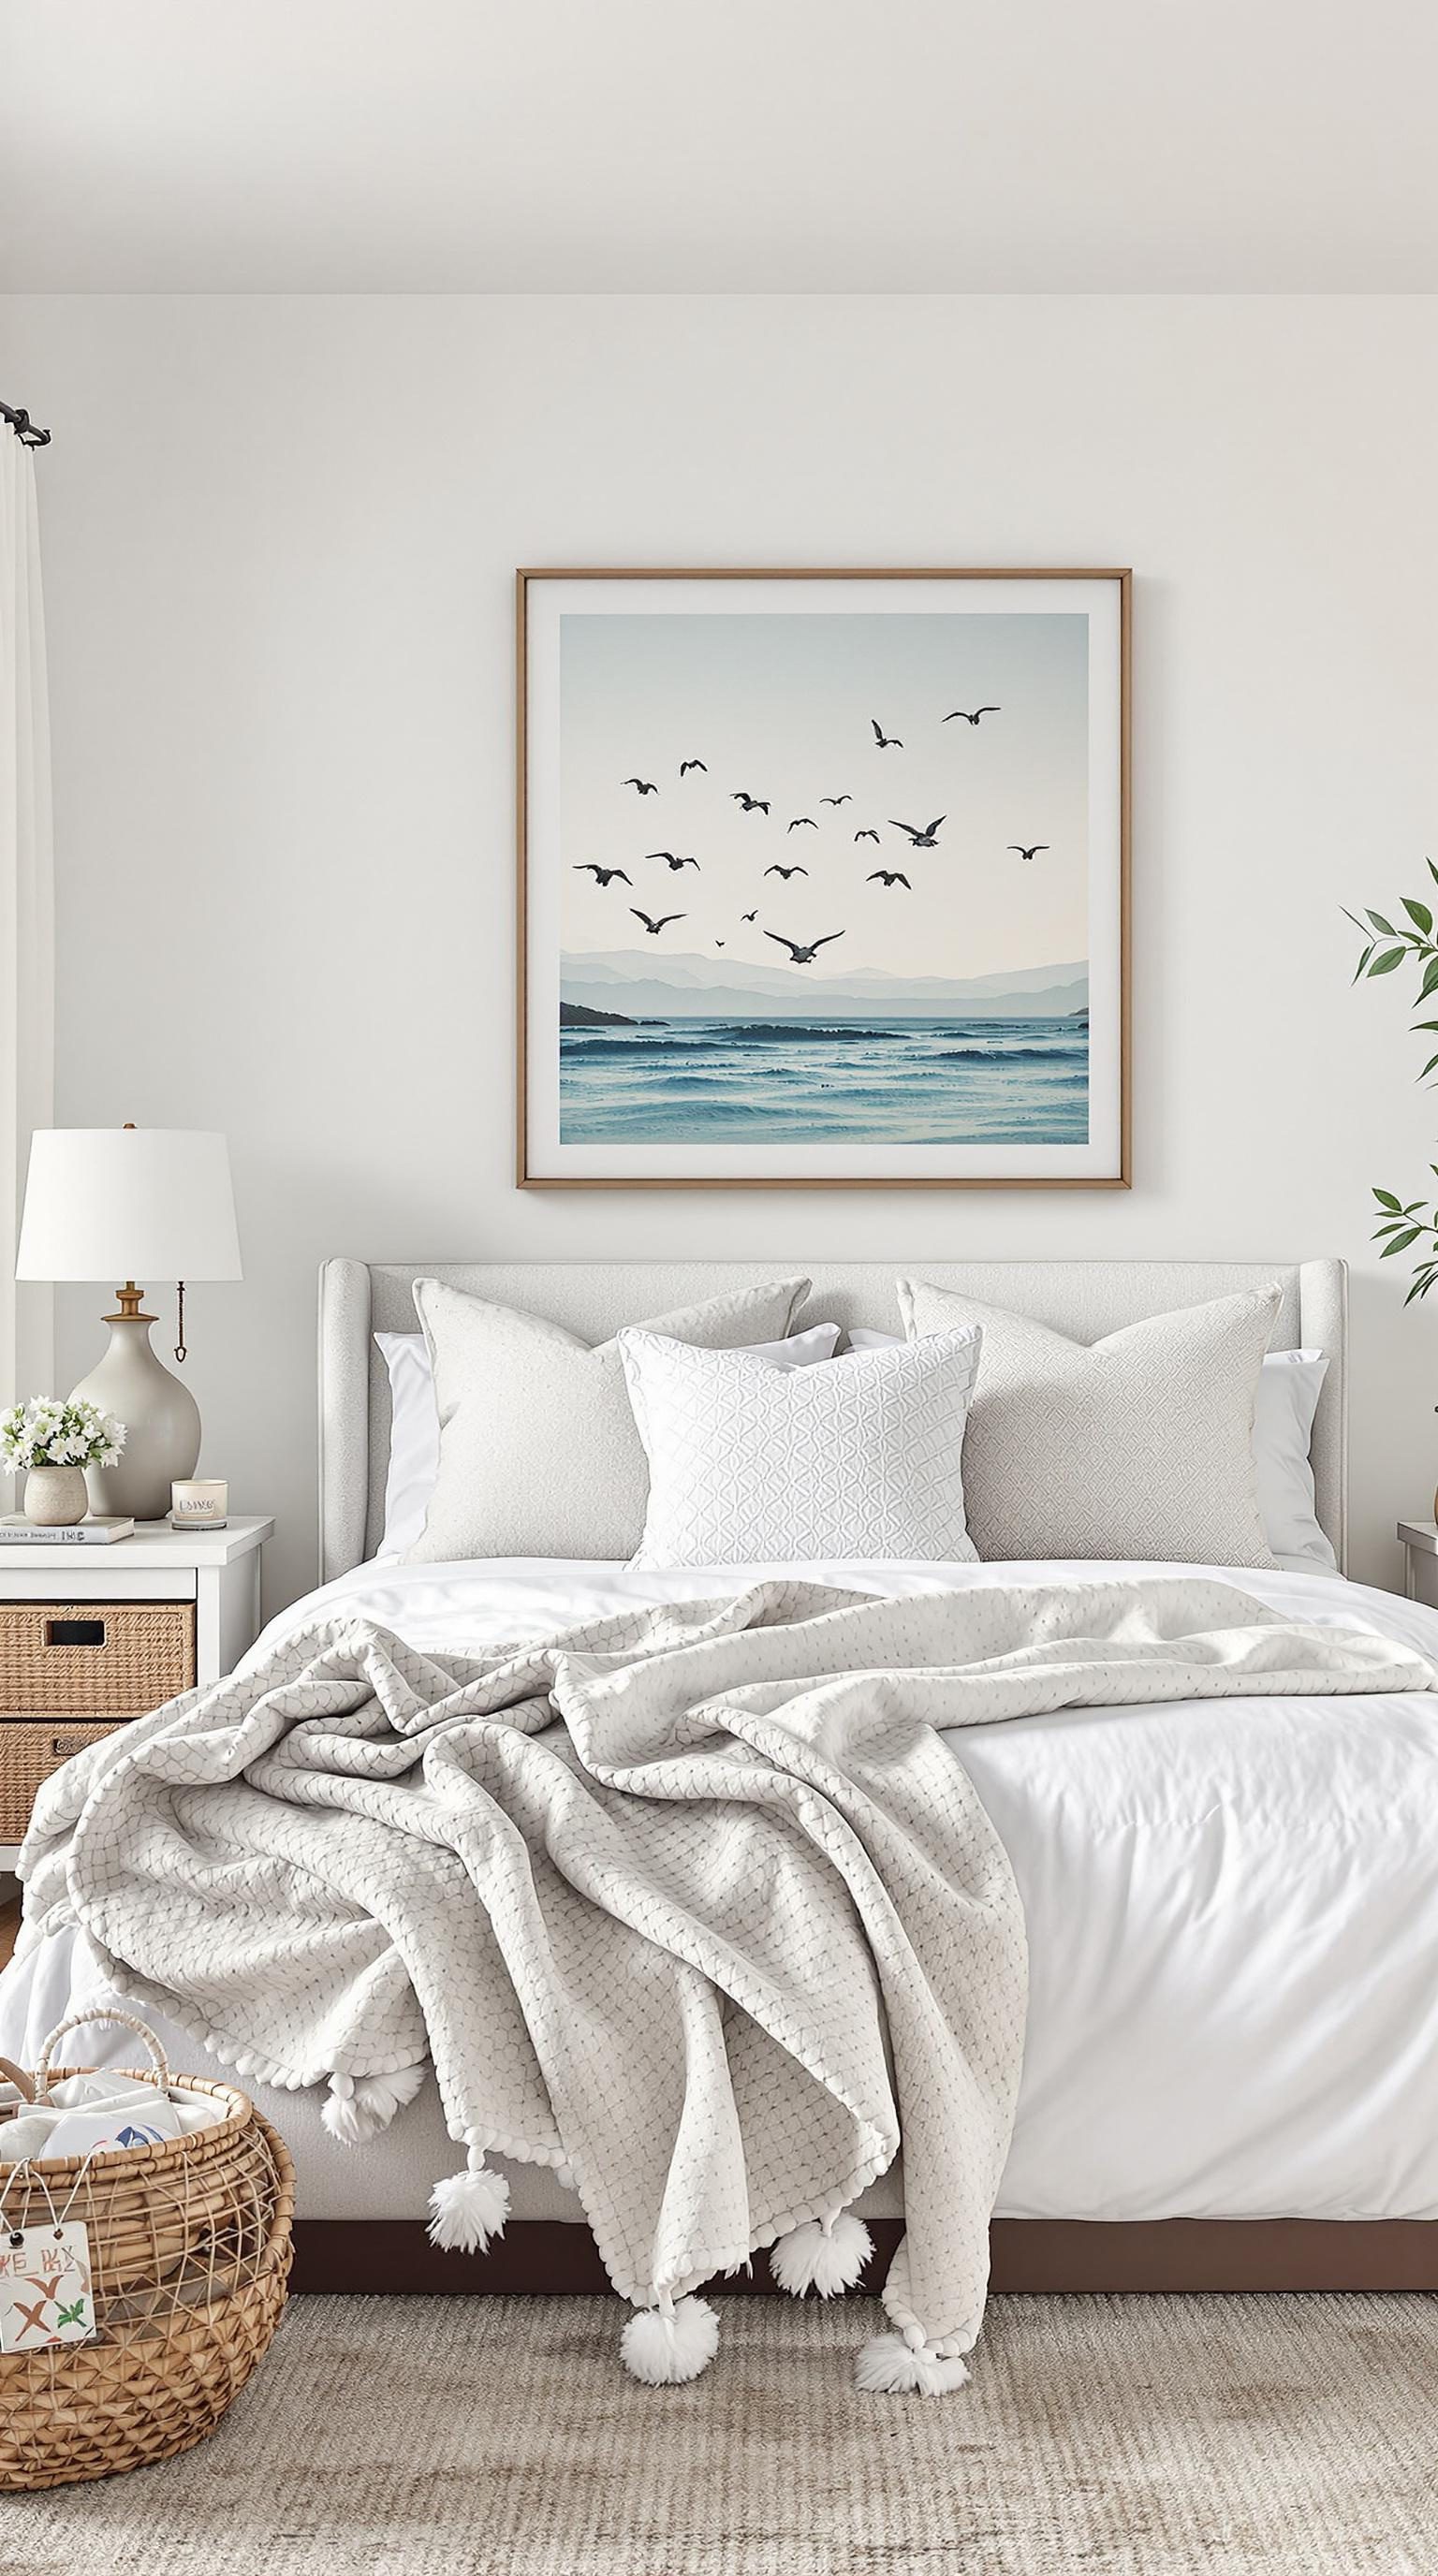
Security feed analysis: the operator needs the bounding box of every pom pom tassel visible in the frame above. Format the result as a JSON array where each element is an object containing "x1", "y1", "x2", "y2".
[
  {"x1": 621, "y1": 2292, "x2": 720, "y2": 2386},
  {"x1": 322, "y1": 2062, "x2": 427, "y2": 2146},
  {"x1": 856, "y1": 2329, "x2": 971, "y2": 2397},
  {"x1": 427, "y1": 2147, "x2": 511, "y2": 2254},
  {"x1": 770, "y1": 2210, "x2": 873, "y2": 2299}
]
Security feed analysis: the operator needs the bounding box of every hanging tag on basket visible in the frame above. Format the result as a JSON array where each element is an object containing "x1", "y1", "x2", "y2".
[{"x1": 0, "y1": 2221, "x2": 95, "y2": 2352}]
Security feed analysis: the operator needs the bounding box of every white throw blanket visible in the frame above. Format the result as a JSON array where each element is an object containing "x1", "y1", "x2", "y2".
[{"x1": 17, "y1": 1576, "x2": 1432, "y2": 2393}]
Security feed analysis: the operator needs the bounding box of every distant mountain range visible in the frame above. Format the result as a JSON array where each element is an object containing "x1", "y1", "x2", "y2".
[{"x1": 561, "y1": 950, "x2": 1089, "y2": 1021}]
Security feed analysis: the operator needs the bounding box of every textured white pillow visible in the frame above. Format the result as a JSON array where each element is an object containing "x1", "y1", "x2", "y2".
[
  {"x1": 374, "y1": 1318, "x2": 844, "y2": 1559},
  {"x1": 853, "y1": 1326, "x2": 1335, "y2": 1569},
  {"x1": 407, "y1": 1277, "x2": 811, "y2": 1562},
  {"x1": 621, "y1": 1325, "x2": 983, "y2": 1568},
  {"x1": 898, "y1": 1279, "x2": 1280, "y2": 1568}
]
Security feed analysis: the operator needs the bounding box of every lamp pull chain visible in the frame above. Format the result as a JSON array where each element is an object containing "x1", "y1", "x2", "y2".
[{"x1": 175, "y1": 1281, "x2": 186, "y2": 1367}]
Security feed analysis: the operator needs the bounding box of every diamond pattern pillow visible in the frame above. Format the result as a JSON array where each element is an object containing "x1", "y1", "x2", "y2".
[
  {"x1": 621, "y1": 1325, "x2": 983, "y2": 1568},
  {"x1": 898, "y1": 1278, "x2": 1280, "y2": 1567},
  {"x1": 409, "y1": 1275, "x2": 810, "y2": 1562}
]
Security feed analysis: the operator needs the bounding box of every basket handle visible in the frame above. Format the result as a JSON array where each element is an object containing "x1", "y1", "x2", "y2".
[
  {"x1": 33, "y1": 2008, "x2": 173, "y2": 2100},
  {"x1": 0, "y1": 2055, "x2": 36, "y2": 2103}
]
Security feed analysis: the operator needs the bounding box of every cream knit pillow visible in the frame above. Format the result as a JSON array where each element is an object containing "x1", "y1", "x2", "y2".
[
  {"x1": 898, "y1": 1279, "x2": 1280, "y2": 1567},
  {"x1": 410, "y1": 1275, "x2": 809, "y2": 1562}
]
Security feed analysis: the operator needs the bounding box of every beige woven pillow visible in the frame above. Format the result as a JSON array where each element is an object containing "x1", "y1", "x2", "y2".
[
  {"x1": 408, "y1": 1275, "x2": 810, "y2": 1562},
  {"x1": 898, "y1": 1278, "x2": 1281, "y2": 1567}
]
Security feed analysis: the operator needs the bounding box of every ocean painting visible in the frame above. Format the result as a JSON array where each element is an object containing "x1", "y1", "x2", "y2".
[{"x1": 521, "y1": 572, "x2": 1126, "y2": 1184}]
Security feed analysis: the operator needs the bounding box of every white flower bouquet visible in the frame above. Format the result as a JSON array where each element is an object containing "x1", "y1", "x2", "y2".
[{"x1": 1, "y1": 1396, "x2": 125, "y2": 1472}]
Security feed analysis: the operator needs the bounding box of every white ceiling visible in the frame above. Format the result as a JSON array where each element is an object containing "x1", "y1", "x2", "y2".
[{"x1": 3, "y1": 0, "x2": 1437, "y2": 294}]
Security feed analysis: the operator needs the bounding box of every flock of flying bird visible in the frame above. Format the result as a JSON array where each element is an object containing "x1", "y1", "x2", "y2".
[{"x1": 577, "y1": 706, "x2": 1049, "y2": 967}]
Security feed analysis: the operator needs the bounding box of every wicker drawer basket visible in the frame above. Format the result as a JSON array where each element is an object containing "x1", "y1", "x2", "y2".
[
  {"x1": 0, "y1": 1718, "x2": 125, "y2": 1842},
  {"x1": 0, "y1": 1600, "x2": 194, "y2": 1719}
]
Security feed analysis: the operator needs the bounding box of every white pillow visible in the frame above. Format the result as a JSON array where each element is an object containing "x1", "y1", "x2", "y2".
[
  {"x1": 852, "y1": 1325, "x2": 1335, "y2": 1567},
  {"x1": 897, "y1": 1279, "x2": 1279, "y2": 1568},
  {"x1": 374, "y1": 1319, "x2": 845, "y2": 1561},
  {"x1": 621, "y1": 1325, "x2": 983, "y2": 1568},
  {"x1": 374, "y1": 1329, "x2": 444, "y2": 1560},
  {"x1": 1254, "y1": 1350, "x2": 1334, "y2": 1571},
  {"x1": 401, "y1": 1280, "x2": 844, "y2": 1562}
]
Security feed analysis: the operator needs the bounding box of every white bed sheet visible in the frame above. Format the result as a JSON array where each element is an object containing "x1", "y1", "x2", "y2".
[{"x1": 7, "y1": 1555, "x2": 1438, "y2": 2226}]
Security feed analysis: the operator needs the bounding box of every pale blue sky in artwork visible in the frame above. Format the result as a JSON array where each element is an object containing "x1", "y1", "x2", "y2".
[{"x1": 560, "y1": 609, "x2": 1089, "y2": 988}]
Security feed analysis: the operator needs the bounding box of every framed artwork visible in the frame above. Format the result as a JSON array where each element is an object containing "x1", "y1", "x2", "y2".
[{"x1": 518, "y1": 568, "x2": 1130, "y2": 1189}]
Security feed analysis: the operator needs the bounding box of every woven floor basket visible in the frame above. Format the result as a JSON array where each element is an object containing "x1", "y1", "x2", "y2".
[{"x1": 0, "y1": 2010, "x2": 295, "y2": 2491}]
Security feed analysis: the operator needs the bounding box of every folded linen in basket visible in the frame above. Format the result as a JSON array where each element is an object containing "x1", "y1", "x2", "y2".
[
  {"x1": 0, "y1": 2071, "x2": 226, "y2": 2163},
  {"x1": 14, "y1": 1575, "x2": 1434, "y2": 2393}
]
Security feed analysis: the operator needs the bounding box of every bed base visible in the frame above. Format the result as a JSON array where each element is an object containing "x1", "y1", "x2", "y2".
[{"x1": 290, "y1": 2218, "x2": 1438, "y2": 2296}]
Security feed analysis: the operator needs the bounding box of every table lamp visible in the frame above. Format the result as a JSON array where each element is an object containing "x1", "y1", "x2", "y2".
[{"x1": 15, "y1": 1126, "x2": 242, "y2": 1520}]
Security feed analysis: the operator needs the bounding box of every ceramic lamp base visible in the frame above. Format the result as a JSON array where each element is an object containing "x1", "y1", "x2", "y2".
[{"x1": 71, "y1": 1310, "x2": 200, "y2": 1523}]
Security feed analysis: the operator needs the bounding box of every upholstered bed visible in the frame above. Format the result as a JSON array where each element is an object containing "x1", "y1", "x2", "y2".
[{"x1": 7, "y1": 1254, "x2": 1438, "y2": 2299}]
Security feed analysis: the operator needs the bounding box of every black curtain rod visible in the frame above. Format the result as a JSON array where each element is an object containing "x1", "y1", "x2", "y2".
[{"x1": 1, "y1": 402, "x2": 51, "y2": 449}]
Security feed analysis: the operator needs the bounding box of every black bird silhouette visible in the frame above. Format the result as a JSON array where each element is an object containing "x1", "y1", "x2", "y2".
[
  {"x1": 820, "y1": 794, "x2": 852, "y2": 806},
  {"x1": 630, "y1": 909, "x2": 685, "y2": 935},
  {"x1": 888, "y1": 815, "x2": 946, "y2": 848},
  {"x1": 765, "y1": 863, "x2": 809, "y2": 880},
  {"x1": 854, "y1": 828, "x2": 880, "y2": 844},
  {"x1": 867, "y1": 871, "x2": 911, "y2": 889},
  {"x1": 741, "y1": 909, "x2": 758, "y2": 922},
  {"x1": 715, "y1": 938, "x2": 726, "y2": 947},
  {"x1": 679, "y1": 758, "x2": 708, "y2": 776},
  {"x1": 622, "y1": 776, "x2": 658, "y2": 793},
  {"x1": 1007, "y1": 843, "x2": 1049, "y2": 862},
  {"x1": 573, "y1": 864, "x2": 631, "y2": 886},
  {"x1": 871, "y1": 720, "x2": 902, "y2": 748},
  {"x1": 731, "y1": 792, "x2": 770, "y2": 812},
  {"x1": 646, "y1": 852, "x2": 700, "y2": 871},
  {"x1": 764, "y1": 930, "x2": 846, "y2": 965},
  {"x1": 943, "y1": 708, "x2": 1000, "y2": 726},
  {"x1": 787, "y1": 816, "x2": 817, "y2": 832}
]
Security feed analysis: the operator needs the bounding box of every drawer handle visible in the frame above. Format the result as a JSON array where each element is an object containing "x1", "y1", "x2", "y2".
[
  {"x1": 50, "y1": 1733, "x2": 93, "y2": 1759},
  {"x1": 44, "y1": 1618, "x2": 107, "y2": 1648}
]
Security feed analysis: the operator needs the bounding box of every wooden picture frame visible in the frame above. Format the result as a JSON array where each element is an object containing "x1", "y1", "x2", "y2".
[{"x1": 518, "y1": 567, "x2": 1131, "y2": 1190}]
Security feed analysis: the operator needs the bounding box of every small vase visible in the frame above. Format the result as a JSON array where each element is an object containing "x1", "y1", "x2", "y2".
[{"x1": 23, "y1": 1464, "x2": 90, "y2": 1527}]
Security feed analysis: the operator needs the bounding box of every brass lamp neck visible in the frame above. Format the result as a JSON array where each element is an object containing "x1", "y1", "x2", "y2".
[{"x1": 106, "y1": 1281, "x2": 156, "y2": 1324}]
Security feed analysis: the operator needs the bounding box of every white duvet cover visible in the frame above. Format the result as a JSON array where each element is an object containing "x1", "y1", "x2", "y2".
[{"x1": 7, "y1": 1555, "x2": 1438, "y2": 2224}]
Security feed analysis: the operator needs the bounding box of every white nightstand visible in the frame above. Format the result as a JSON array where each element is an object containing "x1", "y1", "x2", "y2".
[
  {"x1": 0, "y1": 1515, "x2": 272, "y2": 1873},
  {"x1": 1398, "y1": 1520, "x2": 1438, "y2": 1609}
]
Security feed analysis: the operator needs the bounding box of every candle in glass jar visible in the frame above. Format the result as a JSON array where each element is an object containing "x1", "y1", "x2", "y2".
[{"x1": 170, "y1": 1479, "x2": 227, "y2": 1529}]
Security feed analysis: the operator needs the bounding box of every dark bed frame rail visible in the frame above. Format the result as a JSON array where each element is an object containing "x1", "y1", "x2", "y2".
[{"x1": 291, "y1": 2218, "x2": 1438, "y2": 2297}]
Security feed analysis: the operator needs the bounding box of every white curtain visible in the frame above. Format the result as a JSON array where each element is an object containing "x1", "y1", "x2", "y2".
[{"x1": 0, "y1": 427, "x2": 54, "y2": 1415}]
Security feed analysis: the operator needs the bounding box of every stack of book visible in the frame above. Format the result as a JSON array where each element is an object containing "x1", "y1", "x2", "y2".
[{"x1": 0, "y1": 1516, "x2": 136, "y2": 1546}]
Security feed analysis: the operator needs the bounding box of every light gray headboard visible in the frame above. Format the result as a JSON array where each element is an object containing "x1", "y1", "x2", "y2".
[{"x1": 317, "y1": 1257, "x2": 1348, "y2": 1581}]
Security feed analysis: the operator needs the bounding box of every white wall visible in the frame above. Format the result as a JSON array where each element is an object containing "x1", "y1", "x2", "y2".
[{"x1": 1, "y1": 292, "x2": 1435, "y2": 1609}]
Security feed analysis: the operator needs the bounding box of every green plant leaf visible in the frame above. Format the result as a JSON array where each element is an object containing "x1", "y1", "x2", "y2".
[
  {"x1": 1352, "y1": 945, "x2": 1374, "y2": 983},
  {"x1": 1374, "y1": 1188, "x2": 1402, "y2": 1208},
  {"x1": 1367, "y1": 912, "x2": 1398, "y2": 936},
  {"x1": 1428, "y1": 858, "x2": 1438, "y2": 889},
  {"x1": 1420, "y1": 1055, "x2": 1438, "y2": 1082},
  {"x1": 1405, "y1": 899, "x2": 1435, "y2": 935},
  {"x1": 1381, "y1": 1229, "x2": 1422, "y2": 1254},
  {"x1": 1369, "y1": 948, "x2": 1406, "y2": 974},
  {"x1": 1420, "y1": 956, "x2": 1438, "y2": 999}
]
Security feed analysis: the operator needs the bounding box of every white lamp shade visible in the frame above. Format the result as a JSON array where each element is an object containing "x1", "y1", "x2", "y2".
[{"x1": 15, "y1": 1129, "x2": 242, "y2": 1282}]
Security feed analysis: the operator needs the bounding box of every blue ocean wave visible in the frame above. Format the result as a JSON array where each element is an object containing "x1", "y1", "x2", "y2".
[{"x1": 559, "y1": 1012, "x2": 1090, "y2": 1146}]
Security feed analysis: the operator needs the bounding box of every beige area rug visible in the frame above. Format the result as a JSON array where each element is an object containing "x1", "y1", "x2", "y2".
[{"x1": 7, "y1": 2293, "x2": 1438, "y2": 2576}]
